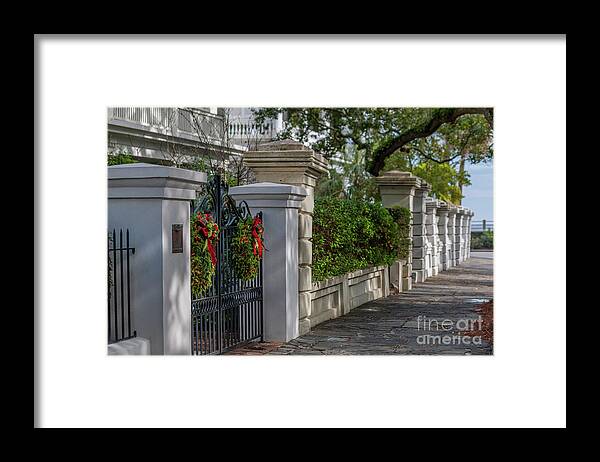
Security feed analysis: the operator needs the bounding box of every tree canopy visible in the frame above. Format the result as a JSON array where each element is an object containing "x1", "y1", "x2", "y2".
[
  {"x1": 255, "y1": 108, "x2": 492, "y2": 170},
  {"x1": 254, "y1": 107, "x2": 493, "y2": 204}
]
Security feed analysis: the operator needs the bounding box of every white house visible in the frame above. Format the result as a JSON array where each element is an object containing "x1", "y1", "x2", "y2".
[
  {"x1": 226, "y1": 107, "x2": 284, "y2": 149},
  {"x1": 107, "y1": 107, "x2": 283, "y2": 166}
]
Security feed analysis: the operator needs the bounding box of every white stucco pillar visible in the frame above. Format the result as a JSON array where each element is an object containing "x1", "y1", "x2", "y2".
[
  {"x1": 462, "y1": 210, "x2": 468, "y2": 260},
  {"x1": 108, "y1": 163, "x2": 207, "y2": 355},
  {"x1": 461, "y1": 209, "x2": 471, "y2": 261},
  {"x1": 447, "y1": 206, "x2": 457, "y2": 268},
  {"x1": 455, "y1": 208, "x2": 465, "y2": 265},
  {"x1": 425, "y1": 198, "x2": 440, "y2": 277},
  {"x1": 437, "y1": 211, "x2": 444, "y2": 271},
  {"x1": 437, "y1": 202, "x2": 450, "y2": 271},
  {"x1": 412, "y1": 181, "x2": 432, "y2": 283},
  {"x1": 375, "y1": 170, "x2": 422, "y2": 292},
  {"x1": 229, "y1": 182, "x2": 307, "y2": 342},
  {"x1": 243, "y1": 140, "x2": 328, "y2": 335}
]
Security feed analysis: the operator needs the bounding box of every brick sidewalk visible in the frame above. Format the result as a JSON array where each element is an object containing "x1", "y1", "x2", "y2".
[{"x1": 227, "y1": 255, "x2": 493, "y2": 356}]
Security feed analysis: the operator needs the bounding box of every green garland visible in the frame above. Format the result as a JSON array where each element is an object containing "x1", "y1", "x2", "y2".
[
  {"x1": 231, "y1": 215, "x2": 265, "y2": 281},
  {"x1": 190, "y1": 212, "x2": 219, "y2": 297}
]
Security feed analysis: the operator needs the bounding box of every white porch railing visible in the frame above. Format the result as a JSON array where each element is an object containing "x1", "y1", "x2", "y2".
[{"x1": 108, "y1": 107, "x2": 224, "y2": 141}]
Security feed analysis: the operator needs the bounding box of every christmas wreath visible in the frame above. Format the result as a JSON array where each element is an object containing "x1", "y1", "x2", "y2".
[
  {"x1": 231, "y1": 214, "x2": 265, "y2": 281},
  {"x1": 191, "y1": 212, "x2": 219, "y2": 297}
]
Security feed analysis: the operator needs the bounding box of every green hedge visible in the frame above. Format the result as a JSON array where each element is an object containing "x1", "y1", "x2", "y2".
[
  {"x1": 471, "y1": 230, "x2": 493, "y2": 249},
  {"x1": 312, "y1": 198, "x2": 410, "y2": 282},
  {"x1": 108, "y1": 152, "x2": 137, "y2": 166},
  {"x1": 387, "y1": 206, "x2": 412, "y2": 261}
]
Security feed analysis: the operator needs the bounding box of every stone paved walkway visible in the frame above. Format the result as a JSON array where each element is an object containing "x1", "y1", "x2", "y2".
[{"x1": 268, "y1": 254, "x2": 493, "y2": 355}]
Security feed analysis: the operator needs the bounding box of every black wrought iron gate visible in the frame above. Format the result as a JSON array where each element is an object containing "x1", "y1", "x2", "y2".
[{"x1": 191, "y1": 175, "x2": 263, "y2": 355}]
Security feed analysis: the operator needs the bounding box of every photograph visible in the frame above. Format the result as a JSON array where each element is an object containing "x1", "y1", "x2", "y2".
[
  {"x1": 107, "y1": 106, "x2": 494, "y2": 356},
  {"x1": 35, "y1": 35, "x2": 565, "y2": 429}
]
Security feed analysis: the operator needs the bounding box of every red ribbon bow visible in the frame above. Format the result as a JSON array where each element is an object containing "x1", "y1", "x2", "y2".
[
  {"x1": 197, "y1": 212, "x2": 218, "y2": 266},
  {"x1": 207, "y1": 240, "x2": 217, "y2": 266},
  {"x1": 252, "y1": 216, "x2": 263, "y2": 258}
]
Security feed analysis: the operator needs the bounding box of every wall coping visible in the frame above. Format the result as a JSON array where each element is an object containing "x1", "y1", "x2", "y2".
[{"x1": 312, "y1": 264, "x2": 388, "y2": 291}]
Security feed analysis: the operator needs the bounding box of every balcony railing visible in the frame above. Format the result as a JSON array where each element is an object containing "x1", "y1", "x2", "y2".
[
  {"x1": 108, "y1": 107, "x2": 224, "y2": 142},
  {"x1": 228, "y1": 118, "x2": 278, "y2": 141}
]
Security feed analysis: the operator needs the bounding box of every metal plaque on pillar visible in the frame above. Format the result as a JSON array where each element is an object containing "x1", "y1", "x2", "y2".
[{"x1": 172, "y1": 224, "x2": 183, "y2": 253}]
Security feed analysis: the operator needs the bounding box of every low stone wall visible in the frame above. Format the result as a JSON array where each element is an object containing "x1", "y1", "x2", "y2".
[{"x1": 308, "y1": 265, "x2": 390, "y2": 329}]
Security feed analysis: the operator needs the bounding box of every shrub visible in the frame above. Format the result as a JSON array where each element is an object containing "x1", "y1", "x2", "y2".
[
  {"x1": 471, "y1": 230, "x2": 493, "y2": 249},
  {"x1": 388, "y1": 206, "x2": 412, "y2": 261},
  {"x1": 312, "y1": 198, "x2": 405, "y2": 282},
  {"x1": 108, "y1": 151, "x2": 137, "y2": 166}
]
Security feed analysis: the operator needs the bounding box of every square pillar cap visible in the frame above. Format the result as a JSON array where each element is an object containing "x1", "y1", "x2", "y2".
[
  {"x1": 437, "y1": 200, "x2": 450, "y2": 212},
  {"x1": 426, "y1": 197, "x2": 441, "y2": 211},
  {"x1": 415, "y1": 178, "x2": 432, "y2": 193},
  {"x1": 374, "y1": 170, "x2": 422, "y2": 188},
  {"x1": 256, "y1": 139, "x2": 311, "y2": 152},
  {"x1": 108, "y1": 163, "x2": 207, "y2": 200},
  {"x1": 244, "y1": 139, "x2": 328, "y2": 181},
  {"x1": 229, "y1": 182, "x2": 308, "y2": 209}
]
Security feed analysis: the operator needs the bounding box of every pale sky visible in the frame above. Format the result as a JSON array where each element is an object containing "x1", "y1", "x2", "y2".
[{"x1": 462, "y1": 160, "x2": 493, "y2": 222}]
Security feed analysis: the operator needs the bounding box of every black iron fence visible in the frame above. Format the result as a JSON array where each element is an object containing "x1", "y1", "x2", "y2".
[
  {"x1": 108, "y1": 229, "x2": 136, "y2": 344},
  {"x1": 471, "y1": 220, "x2": 494, "y2": 232},
  {"x1": 191, "y1": 175, "x2": 264, "y2": 355}
]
